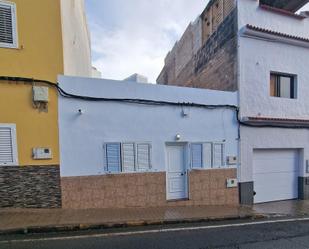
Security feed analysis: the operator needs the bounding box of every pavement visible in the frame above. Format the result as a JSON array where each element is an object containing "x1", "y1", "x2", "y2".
[
  {"x1": 0, "y1": 205, "x2": 255, "y2": 235},
  {"x1": 253, "y1": 199, "x2": 309, "y2": 217},
  {"x1": 1, "y1": 200, "x2": 309, "y2": 236}
]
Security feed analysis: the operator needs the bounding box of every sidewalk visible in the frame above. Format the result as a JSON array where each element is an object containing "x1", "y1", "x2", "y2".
[{"x1": 0, "y1": 205, "x2": 257, "y2": 234}]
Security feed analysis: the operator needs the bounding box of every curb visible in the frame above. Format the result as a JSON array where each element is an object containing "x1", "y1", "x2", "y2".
[{"x1": 0, "y1": 214, "x2": 262, "y2": 235}]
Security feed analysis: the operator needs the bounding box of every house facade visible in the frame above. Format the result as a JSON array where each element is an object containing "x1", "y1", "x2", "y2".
[
  {"x1": 0, "y1": 0, "x2": 92, "y2": 208},
  {"x1": 157, "y1": 0, "x2": 309, "y2": 204},
  {"x1": 58, "y1": 76, "x2": 239, "y2": 209}
]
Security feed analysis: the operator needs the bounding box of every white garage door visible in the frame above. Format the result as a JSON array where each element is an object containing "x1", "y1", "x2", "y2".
[{"x1": 253, "y1": 149, "x2": 299, "y2": 204}]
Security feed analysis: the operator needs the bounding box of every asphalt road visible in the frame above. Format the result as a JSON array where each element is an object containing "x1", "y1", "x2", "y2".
[{"x1": 1, "y1": 219, "x2": 309, "y2": 249}]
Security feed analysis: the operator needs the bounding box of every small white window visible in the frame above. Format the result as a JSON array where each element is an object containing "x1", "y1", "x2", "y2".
[
  {"x1": 0, "y1": 124, "x2": 18, "y2": 166},
  {"x1": 0, "y1": 1, "x2": 18, "y2": 48}
]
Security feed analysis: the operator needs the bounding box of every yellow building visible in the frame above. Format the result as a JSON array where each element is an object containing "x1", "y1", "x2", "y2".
[{"x1": 0, "y1": 0, "x2": 92, "y2": 208}]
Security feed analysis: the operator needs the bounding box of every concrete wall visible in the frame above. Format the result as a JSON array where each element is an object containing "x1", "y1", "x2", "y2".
[
  {"x1": 60, "y1": 0, "x2": 92, "y2": 77},
  {"x1": 58, "y1": 76, "x2": 238, "y2": 177}
]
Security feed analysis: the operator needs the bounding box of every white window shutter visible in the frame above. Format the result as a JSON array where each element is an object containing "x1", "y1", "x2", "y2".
[
  {"x1": 203, "y1": 143, "x2": 212, "y2": 169},
  {"x1": 0, "y1": 124, "x2": 17, "y2": 166},
  {"x1": 0, "y1": 2, "x2": 17, "y2": 48},
  {"x1": 136, "y1": 143, "x2": 151, "y2": 171},
  {"x1": 213, "y1": 143, "x2": 224, "y2": 168},
  {"x1": 191, "y1": 143, "x2": 203, "y2": 169},
  {"x1": 122, "y1": 143, "x2": 135, "y2": 172},
  {"x1": 105, "y1": 143, "x2": 121, "y2": 173}
]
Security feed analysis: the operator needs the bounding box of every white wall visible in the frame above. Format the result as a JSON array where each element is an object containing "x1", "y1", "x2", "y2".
[
  {"x1": 238, "y1": 0, "x2": 309, "y2": 38},
  {"x1": 238, "y1": 0, "x2": 309, "y2": 119},
  {"x1": 58, "y1": 76, "x2": 239, "y2": 177},
  {"x1": 60, "y1": 0, "x2": 92, "y2": 77},
  {"x1": 240, "y1": 127, "x2": 308, "y2": 182},
  {"x1": 238, "y1": 37, "x2": 309, "y2": 119},
  {"x1": 237, "y1": 0, "x2": 309, "y2": 183}
]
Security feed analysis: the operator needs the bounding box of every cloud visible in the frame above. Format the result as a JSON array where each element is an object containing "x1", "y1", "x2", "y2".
[{"x1": 86, "y1": 0, "x2": 207, "y2": 83}]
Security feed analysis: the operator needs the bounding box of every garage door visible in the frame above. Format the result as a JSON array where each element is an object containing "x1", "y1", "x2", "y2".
[{"x1": 253, "y1": 149, "x2": 299, "y2": 204}]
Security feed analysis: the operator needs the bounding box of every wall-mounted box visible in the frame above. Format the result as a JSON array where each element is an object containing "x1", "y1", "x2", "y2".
[
  {"x1": 227, "y1": 156, "x2": 237, "y2": 165},
  {"x1": 33, "y1": 86, "x2": 49, "y2": 102},
  {"x1": 227, "y1": 178, "x2": 238, "y2": 188},
  {"x1": 32, "y1": 148, "x2": 52, "y2": 160}
]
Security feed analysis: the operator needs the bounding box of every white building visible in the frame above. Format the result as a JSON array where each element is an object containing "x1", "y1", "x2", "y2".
[
  {"x1": 58, "y1": 76, "x2": 239, "y2": 209},
  {"x1": 157, "y1": 0, "x2": 309, "y2": 205},
  {"x1": 237, "y1": 0, "x2": 309, "y2": 204}
]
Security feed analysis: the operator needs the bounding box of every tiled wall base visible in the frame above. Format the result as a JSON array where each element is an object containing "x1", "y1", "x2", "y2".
[
  {"x1": 61, "y1": 169, "x2": 238, "y2": 209},
  {"x1": 0, "y1": 166, "x2": 61, "y2": 208}
]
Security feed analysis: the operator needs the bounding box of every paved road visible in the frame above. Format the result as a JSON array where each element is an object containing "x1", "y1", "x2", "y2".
[{"x1": 1, "y1": 219, "x2": 309, "y2": 249}]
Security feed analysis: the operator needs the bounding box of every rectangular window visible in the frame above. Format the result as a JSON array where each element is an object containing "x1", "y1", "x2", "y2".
[
  {"x1": 191, "y1": 142, "x2": 224, "y2": 169},
  {"x1": 122, "y1": 143, "x2": 135, "y2": 172},
  {"x1": 136, "y1": 143, "x2": 151, "y2": 171},
  {"x1": 0, "y1": 124, "x2": 18, "y2": 166},
  {"x1": 0, "y1": 1, "x2": 18, "y2": 48},
  {"x1": 105, "y1": 142, "x2": 152, "y2": 173},
  {"x1": 191, "y1": 143, "x2": 203, "y2": 169},
  {"x1": 270, "y1": 73, "x2": 297, "y2": 99},
  {"x1": 212, "y1": 143, "x2": 224, "y2": 168},
  {"x1": 105, "y1": 143, "x2": 121, "y2": 173}
]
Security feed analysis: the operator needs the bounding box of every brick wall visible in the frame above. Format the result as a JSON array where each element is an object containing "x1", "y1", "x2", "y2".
[
  {"x1": 61, "y1": 169, "x2": 238, "y2": 209},
  {"x1": 0, "y1": 166, "x2": 61, "y2": 208},
  {"x1": 157, "y1": 1, "x2": 238, "y2": 92}
]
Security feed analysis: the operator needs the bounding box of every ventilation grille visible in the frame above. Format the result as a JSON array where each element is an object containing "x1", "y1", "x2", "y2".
[
  {"x1": 0, "y1": 3, "x2": 14, "y2": 45},
  {"x1": 0, "y1": 127, "x2": 13, "y2": 164}
]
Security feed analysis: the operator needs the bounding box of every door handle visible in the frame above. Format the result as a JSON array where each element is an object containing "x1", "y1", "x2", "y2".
[{"x1": 181, "y1": 173, "x2": 184, "y2": 176}]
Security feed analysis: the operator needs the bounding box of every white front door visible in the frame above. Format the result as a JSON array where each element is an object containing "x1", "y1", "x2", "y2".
[
  {"x1": 253, "y1": 149, "x2": 299, "y2": 204},
  {"x1": 166, "y1": 145, "x2": 188, "y2": 200}
]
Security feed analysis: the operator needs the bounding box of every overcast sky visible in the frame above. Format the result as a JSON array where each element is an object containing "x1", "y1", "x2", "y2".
[
  {"x1": 85, "y1": 0, "x2": 207, "y2": 83},
  {"x1": 85, "y1": 1, "x2": 309, "y2": 83}
]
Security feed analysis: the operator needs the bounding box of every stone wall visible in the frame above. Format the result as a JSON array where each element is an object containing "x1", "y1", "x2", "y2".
[
  {"x1": 61, "y1": 169, "x2": 238, "y2": 209},
  {"x1": 0, "y1": 166, "x2": 61, "y2": 208}
]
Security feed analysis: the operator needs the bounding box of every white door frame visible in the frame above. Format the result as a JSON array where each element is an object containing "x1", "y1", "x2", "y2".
[{"x1": 165, "y1": 142, "x2": 189, "y2": 200}]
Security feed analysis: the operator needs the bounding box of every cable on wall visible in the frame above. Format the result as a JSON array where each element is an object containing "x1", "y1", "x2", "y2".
[{"x1": 2, "y1": 76, "x2": 309, "y2": 129}]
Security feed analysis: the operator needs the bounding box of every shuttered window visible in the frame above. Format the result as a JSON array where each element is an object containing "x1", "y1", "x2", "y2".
[
  {"x1": 191, "y1": 143, "x2": 203, "y2": 169},
  {"x1": 105, "y1": 143, "x2": 121, "y2": 173},
  {"x1": 104, "y1": 142, "x2": 152, "y2": 173},
  {"x1": 202, "y1": 143, "x2": 212, "y2": 169},
  {"x1": 136, "y1": 143, "x2": 151, "y2": 171},
  {"x1": 213, "y1": 143, "x2": 225, "y2": 168},
  {"x1": 0, "y1": 124, "x2": 17, "y2": 166},
  {"x1": 190, "y1": 142, "x2": 225, "y2": 169},
  {"x1": 122, "y1": 143, "x2": 135, "y2": 172},
  {"x1": 0, "y1": 1, "x2": 17, "y2": 48}
]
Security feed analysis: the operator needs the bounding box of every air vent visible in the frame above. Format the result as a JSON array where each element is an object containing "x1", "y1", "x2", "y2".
[{"x1": 0, "y1": 2, "x2": 17, "y2": 48}]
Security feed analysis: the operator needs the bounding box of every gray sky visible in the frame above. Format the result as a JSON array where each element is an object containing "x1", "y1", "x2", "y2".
[
  {"x1": 85, "y1": 1, "x2": 309, "y2": 83},
  {"x1": 85, "y1": 0, "x2": 207, "y2": 82}
]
